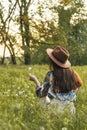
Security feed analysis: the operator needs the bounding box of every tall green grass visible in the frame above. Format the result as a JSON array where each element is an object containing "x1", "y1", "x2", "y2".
[{"x1": 0, "y1": 65, "x2": 87, "y2": 130}]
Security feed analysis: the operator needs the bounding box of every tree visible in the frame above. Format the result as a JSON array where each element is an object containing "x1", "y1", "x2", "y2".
[
  {"x1": 54, "y1": 0, "x2": 87, "y2": 65},
  {"x1": 0, "y1": 0, "x2": 86, "y2": 65},
  {"x1": 17, "y1": 0, "x2": 31, "y2": 64},
  {"x1": 27, "y1": 0, "x2": 87, "y2": 65},
  {"x1": 69, "y1": 19, "x2": 87, "y2": 65},
  {"x1": 0, "y1": 1, "x2": 17, "y2": 64}
]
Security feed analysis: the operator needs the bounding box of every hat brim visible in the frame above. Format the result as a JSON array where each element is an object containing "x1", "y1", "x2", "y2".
[{"x1": 46, "y1": 48, "x2": 71, "y2": 68}]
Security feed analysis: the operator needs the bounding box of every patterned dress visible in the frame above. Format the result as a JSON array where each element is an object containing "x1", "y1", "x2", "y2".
[
  {"x1": 36, "y1": 71, "x2": 76, "y2": 114},
  {"x1": 36, "y1": 71, "x2": 76, "y2": 101}
]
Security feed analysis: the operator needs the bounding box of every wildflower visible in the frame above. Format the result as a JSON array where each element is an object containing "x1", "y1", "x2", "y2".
[{"x1": 28, "y1": 67, "x2": 32, "y2": 70}]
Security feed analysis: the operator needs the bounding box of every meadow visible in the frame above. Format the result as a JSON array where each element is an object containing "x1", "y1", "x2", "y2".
[{"x1": 0, "y1": 65, "x2": 87, "y2": 130}]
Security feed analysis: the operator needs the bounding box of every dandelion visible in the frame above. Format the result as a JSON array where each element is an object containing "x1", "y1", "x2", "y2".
[
  {"x1": 15, "y1": 94, "x2": 18, "y2": 96},
  {"x1": 7, "y1": 89, "x2": 11, "y2": 92},
  {"x1": 27, "y1": 85, "x2": 30, "y2": 88},
  {"x1": 17, "y1": 86, "x2": 21, "y2": 90},
  {"x1": 18, "y1": 90, "x2": 25, "y2": 95},
  {"x1": 40, "y1": 127, "x2": 45, "y2": 130},
  {"x1": 14, "y1": 103, "x2": 21, "y2": 110},
  {"x1": 62, "y1": 127, "x2": 67, "y2": 130},
  {"x1": 28, "y1": 67, "x2": 32, "y2": 71}
]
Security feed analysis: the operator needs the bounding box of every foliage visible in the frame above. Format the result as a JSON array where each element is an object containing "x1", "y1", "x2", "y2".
[
  {"x1": 0, "y1": 0, "x2": 87, "y2": 65},
  {"x1": 0, "y1": 65, "x2": 87, "y2": 130},
  {"x1": 31, "y1": 44, "x2": 57, "y2": 64},
  {"x1": 0, "y1": 1, "x2": 17, "y2": 64},
  {"x1": 57, "y1": 1, "x2": 87, "y2": 65},
  {"x1": 59, "y1": 0, "x2": 71, "y2": 5},
  {"x1": 17, "y1": 0, "x2": 31, "y2": 64}
]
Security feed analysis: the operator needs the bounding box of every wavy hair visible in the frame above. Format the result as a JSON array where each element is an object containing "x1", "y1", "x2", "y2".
[{"x1": 49, "y1": 59, "x2": 83, "y2": 93}]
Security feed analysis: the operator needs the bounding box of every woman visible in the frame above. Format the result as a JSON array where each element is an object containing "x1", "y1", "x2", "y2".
[{"x1": 29, "y1": 46, "x2": 83, "y2": 113}]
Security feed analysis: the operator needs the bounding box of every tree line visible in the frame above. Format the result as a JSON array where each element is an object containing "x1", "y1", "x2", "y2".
[{"x1": 0, "y1": 0, "x2": 87, "y2": 65}]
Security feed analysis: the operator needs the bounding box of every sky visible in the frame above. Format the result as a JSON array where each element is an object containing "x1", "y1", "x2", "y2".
[{"x1": 0, "y1": 46, "x2": 10, "y2": 57}]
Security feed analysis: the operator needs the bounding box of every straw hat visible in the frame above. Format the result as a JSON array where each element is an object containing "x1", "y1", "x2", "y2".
[{"x1": 46, "y1": 46, "x2": 71, "y2": 68}]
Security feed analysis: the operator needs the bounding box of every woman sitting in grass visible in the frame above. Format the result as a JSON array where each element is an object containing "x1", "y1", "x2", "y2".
[{"x1": 29, "y1": 46, "x2": 83, "y2": 114}]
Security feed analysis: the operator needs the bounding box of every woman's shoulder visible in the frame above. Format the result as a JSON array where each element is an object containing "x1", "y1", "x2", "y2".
[
  {"x1": 44, "y1": 71, "x2": 53, "y2": 82},
  {"x1": 45, "y1": 71, "x2": 53, "y2": 78},
  {"x1": 46, "y1": 71, "x2": 53, "y2": 76}
]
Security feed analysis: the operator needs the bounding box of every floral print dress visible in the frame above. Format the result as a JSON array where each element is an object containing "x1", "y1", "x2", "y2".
[
  {"x1": 36, "y1": 71, "x2": 76, "y2": 102},
  {"x1": 36, "y1": 71, "x2": 76, "y2": 114}
]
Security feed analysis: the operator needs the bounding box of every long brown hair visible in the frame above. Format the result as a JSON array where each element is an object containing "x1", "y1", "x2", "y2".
[{"x1": 49, "y1": 59, "x2": 82, "y2": 93}]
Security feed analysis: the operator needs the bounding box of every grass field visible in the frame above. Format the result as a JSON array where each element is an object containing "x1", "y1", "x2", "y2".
[{"x1": 0, "y1": 65, "x2": 87, "y2": 130}]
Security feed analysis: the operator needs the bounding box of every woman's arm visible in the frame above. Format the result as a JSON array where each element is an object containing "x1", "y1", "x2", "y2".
[
  {"x1": 74, "y1": 71, "x2": 83, "y2": 87},
  {"x1": 72, "y1": 71, "x2": 83, "y2": 93},
  {"x1": 29, "y1": 74, "x2": 41, "y2": 88},
  {"x1": 29, "y1": 72, "x2": 51, "y2": 97}
]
